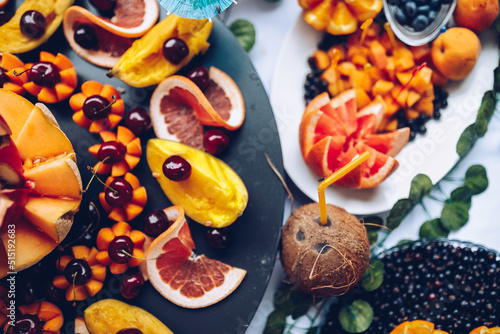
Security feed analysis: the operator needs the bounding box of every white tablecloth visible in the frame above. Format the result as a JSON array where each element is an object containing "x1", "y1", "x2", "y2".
[{"x1": 228, "y1": 1, "x2": 500, "y2": 332}]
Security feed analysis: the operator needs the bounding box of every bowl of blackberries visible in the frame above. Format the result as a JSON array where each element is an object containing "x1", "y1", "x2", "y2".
[{"x1": 383, "y1": 0, "x2": 457, "y2": 46}]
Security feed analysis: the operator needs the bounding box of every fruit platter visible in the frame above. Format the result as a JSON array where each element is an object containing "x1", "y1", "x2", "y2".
[
  {"x1": 0, "y1": 1, "x2": 286, "y2": 333},
  {"x1": 271, "y1": 0, "x2": 499, "y2": 215}
]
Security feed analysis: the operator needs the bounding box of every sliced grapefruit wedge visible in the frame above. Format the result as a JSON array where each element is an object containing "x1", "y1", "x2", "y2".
[
  {"x1": 146, "y1": 206, "x2": 246, "y2": 309},
  {"x1": 150, "y1": 67, "x2": 245, "y2": 146},
  {"x1": 299, "y1": 88, "x2": 409, "y2": 189}
]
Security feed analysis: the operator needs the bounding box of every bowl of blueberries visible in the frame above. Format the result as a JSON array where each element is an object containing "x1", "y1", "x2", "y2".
[{"x1": 384, "y1": 0, "x2": 457, "y2": 46}]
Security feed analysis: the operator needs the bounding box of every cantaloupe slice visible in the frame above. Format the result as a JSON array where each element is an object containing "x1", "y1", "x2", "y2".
[
  {"x1": 0, "y1": 89, "x2": 34, "y2": 140},
  {"x1": 23, "y1": 196, "x2": 79, "y2": 242},
  {"x1": 1, "y1": 217, "x2": 57, "y2": 274},
  {"x1": 15, "y1": 104, "x2": 73, "y2": 161},
  {"x1": 23, "y1": 155, "x2": 82, "y2": 199}
]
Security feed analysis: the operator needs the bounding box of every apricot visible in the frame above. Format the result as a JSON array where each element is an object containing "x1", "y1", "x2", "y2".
[
  {"x1": 431, "y1": 28, "x2": 481, "y2": 81},
  {"x1": 454, "y1": 0, "x2": 499, "y2": 33}
]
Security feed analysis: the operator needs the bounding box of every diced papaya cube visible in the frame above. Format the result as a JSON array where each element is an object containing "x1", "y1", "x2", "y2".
[
  {"x1": 111, "y1": 161, "x2": 130, "y2": 177},
  {"x1": 407, "y1": 90, "x2": 422, "y2": 108},
  {"x1": 72, "y1": 245, "x2": 90, "y2": 260},
  {"x1": 312, "y1": 50, "x2": 331, "y2": 70},
  {"x1": 337, "y1": 61, "x2": 356, "y2": 78},
  {"x1": 411, "y1": 66, "x2": 433, "y2": 94},
  {"x1": 328, "y1": 45, "x2": 346, "y2": 62},
  {"x1": 384, "y1": 56, "x2": 395, "y2": 81},
  {"x1": 415, "y1": 98, "x2": 434, "y2": 117},
  {"x1": 406, "y1": 108, "x2": 420, "y2": 119},
  {"x1": 382, "y1": 94, "x2": 400, "y2": 117},
  {"x1": 351, "y1": 54, "x2": 368, "y2": 67},
  {"x1": 385, "y1": 119, "x2": 399, "y2": 131},
  {"x1": 396, "y1": 71, "x2": 413, "y2": 86},
  {"x1": 410, "y1": 44, "x2": 432, "y2": 62},
  {"x1": 368, "y1": 40, "x2": 388, "y2": 70},
  {"x1": 355, "y1": 87, "x2": 371, "y2": 109},
  {"x1": 350, "y1": 70, "x2": 372, "y2": 92},
  {"x1": 66, "y1": 285, "x2": 88, "y2": 301},
  {"x1": 372, "y1": 80, "x2": 394, "y2": 96},
  {"x1": 394, "y1": 48, "x2": 415, "y2": 72},
  {"x1": 391, "y1": 85, "x2": 409, "y2": 107},
  {"x1": 321, "y1": 67, "x2": 339, "y2": 84},
  {"x1": 124, "y1": 203, "x2": 144, "y2": 221},
  {"x1": 85, "y1": 278, "x2": 104, "y2": 297},
  {"x1": 328, "y1": 81, "x2": 343, "y2": 97}
]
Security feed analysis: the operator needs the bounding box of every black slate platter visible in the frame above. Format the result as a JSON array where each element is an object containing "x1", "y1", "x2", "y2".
[{"x1": 7, "y1": 1, "x2": 285, "y2": 333}]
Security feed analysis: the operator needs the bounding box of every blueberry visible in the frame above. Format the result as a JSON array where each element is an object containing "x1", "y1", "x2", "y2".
[
  {"x1": 417, "y1": 125, "x2": 427, "y2": 134},
  {"x1": 417, "y1": 4, "x2": 430, "y2": 15},
  {"x1": 412, "y1": 15, "x2": 429, "y2": 31},
  {"x1": 429, "y1": 0, "x2": 441, "y2": 10},
  {"x1": 429, "y1": 10, "x2": 438, "y2": 22},
  {"x1": 415, "y1": 0, "x2": 428, "y2": 5},
  {"x1": 395, "y1": 7, "x2": 409, "y2": 25},
  {"x1": 404, "y1": 1, "x2": 418, "y2": 18}
]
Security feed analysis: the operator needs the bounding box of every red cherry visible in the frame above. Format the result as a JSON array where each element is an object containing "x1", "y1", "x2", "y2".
[
  {"x1": 119, "y1": 271, "x2": 145, "y2": 299},
  {"x1": 82, "y1": 95, "x2": 113, "y2": 120},
  {"x1": 204, "y1": 129, "x2": 230, "y2": 155},
  {"x1": 97, "y1": 141, "x2": 127, "y2": 164},
  {"x1": 108, "y1": 235, "x2": 134, "y2": 264},
  {"x1": 205, "y1": 228, "x2": 231, "y2": 249},
  {"x1": 89, "y1": 0, "x2": 116, "y2": 11},
  {"x1": 64, "y1": 259, "x2": 92, "y2": 285},
  {"x1": 0, "y1": 9, "x2": 12, "y2": 26},
  {"x1": 124, "y1": 107, "x2": 152, "y2": 136},
  {"x1": 29, "y1": 61, "x2": 61, "y2": 88},
  {"x1": 104, "y1": 178, "x2": 133, "y2": 208},
  {"x1": 19, "y1": 10, "x2": 47, "y2": 39},
  {"x1": 13, "y1": 314, "x2": 43, "y2": 334},
  {"x1": 162, "y1": 37, "x2": 189, "y2": 64},
  {"x1": 187, "y1": 66, "x2": 210, "y2": 90},
  {"x1": 162, "y1": 156, "x2": 191, "y2": 182},
  {"x1": 143, "y1": 210, "x2": 172, "y2": 237}
]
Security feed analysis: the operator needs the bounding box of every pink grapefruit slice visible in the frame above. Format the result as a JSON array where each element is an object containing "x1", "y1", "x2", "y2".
[{"x1": 146, "y1": 206, "x2": 246, "y2": 309}]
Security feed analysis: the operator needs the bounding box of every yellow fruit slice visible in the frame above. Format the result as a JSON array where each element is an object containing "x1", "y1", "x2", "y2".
[
  {"x1": 0, "y1": 89, "x2": 34, "y2": 140},
  {"x1": 146, "y1": 206, "x2": 246, "y2": 308},
  {"x1": 0, "y1": 0, "x2": 74, "y2": 53},
  {"x1": 107, "y1": 14, "x2": 213, "y2": 87},
  {"x1": 23, "y1": 196, "x2": 79, "y2": 242},
  {"x1": 15, "y1": 104, "x2": 74, "y2": 162},
  {"x1": 84, "y1": 299, "x2": 173, "y2": 334},
  {"x1": 345, "y1": 0, "x2": 383, "y2": 22},
  {"x1": 327, "y1": 1, "x2": 358, "y2": 35},
  {"x1": 147, "y1": 139, "x2": 248, "y2": 228},
  {"x1": 23, "y1": 155, "x2": 82, "y2": 199}
]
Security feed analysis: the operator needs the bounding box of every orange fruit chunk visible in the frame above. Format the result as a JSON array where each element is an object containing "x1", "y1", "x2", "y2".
[
  {"x1": 16, "y1": 301, "x2": 64, "y2": 333},
  {"x1": 470, "y1": 327, "x2": 500, "y2": 334},
  {"x1": 146, "y1": 206, "x2": 246, "y2": 308},
  {"x1": 299, "y1": 89, "x2": 409, "y2": 188},
  {"x1": 390, "y1": 320, "x2": 449, "y2": 334},
  {"x1": 454, "y1": 0, "x2": 499, "y2": 33},
  {"x1": 0, "y1": 52, "x2": 28, "y2": 95}
]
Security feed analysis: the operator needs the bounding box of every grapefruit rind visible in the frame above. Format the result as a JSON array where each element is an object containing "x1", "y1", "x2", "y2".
[{"x1": 146, "y1": 206, "x2": 246, "y2": 309}]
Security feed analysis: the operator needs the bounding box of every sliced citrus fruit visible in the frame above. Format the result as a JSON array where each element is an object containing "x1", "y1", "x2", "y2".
[
  {"x1": 470, "y1": 327, "x2": 500, "y2": 334},
  {"x1": 150, "y1": 67, "x2": 245, "y2": 147},
  {"x1": 0, "y1": 52, "x2": 28, "y2": 95},
  {"x1": 147, "y1": 139, "x2": 248, "y2": 228},
  {"x1": 390, "y1": 320, "x2": 449, "y2": 334},
  {"x1": 107, "y1": 14, "x2": 213, "y2": 87},
  {"x1": 0, "y1": 90, "x2": 81, "y2": 277},
  {"x1": 299, "y1": 88, "x2": 409, "y2": 189},
  {"x1": 146, "y1": 206, "x2": 246, "y2": 309},
  {"x1": 63, "y1": 0, "x2": 159, "y2": 68},
  {"x1": 0, "y1": 0, "x2": 74, "y2": 53}
]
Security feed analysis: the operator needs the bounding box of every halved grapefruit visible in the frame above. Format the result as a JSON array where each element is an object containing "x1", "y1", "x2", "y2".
[
  {"x1": 150, "y1": 67, "x2": 245, "y2": 148},
  {"x1": 0, "y1": 89, "x2": 82, "y2": 278},
  {"x1": 299, "y1": 88, "x2": 409, "y2": 189},
  {"x1": 63, "y1": 0, "x2": 159, "y2": 68},
  {"x1": 146, "y1": 206, "x2": 246, "y2": 309}
]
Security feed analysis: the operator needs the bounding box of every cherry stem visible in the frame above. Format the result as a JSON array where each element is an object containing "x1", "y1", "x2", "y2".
[
  {"x1": 58, "y1": 202, "x2": 101, "y2": 251},
  {"x1": 121, "y1": 249, "x2": 161, "y2": 261},
  {"x1": 92, "y1": 95, "x2": 117, "y2": 114},
  {"x1": 265, "y1": 152, "x2": 294, "y2": 216},
  {"x1": 13, "y1": 66, "x2": 44, "y2": 77},
  {"x1": 83, "y1": 157, "x2": 119, "y2": 195},
  {"x1": 72, "y1": 272, "x2": 77, "y2": 307}
]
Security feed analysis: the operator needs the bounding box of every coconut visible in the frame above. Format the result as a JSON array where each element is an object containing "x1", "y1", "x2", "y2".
[{"x1": 280, "y1": 203, "x2": 370, "y2": 297}]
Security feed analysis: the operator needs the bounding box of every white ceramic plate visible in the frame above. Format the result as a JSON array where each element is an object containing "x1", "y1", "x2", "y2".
[{"x1": 270, "y1": 15, "x2": 498, "y2": 215}]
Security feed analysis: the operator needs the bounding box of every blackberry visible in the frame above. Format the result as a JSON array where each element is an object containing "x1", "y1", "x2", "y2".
[{"x1": 319, "y1": 240, "x2": 500, "y2": 334}]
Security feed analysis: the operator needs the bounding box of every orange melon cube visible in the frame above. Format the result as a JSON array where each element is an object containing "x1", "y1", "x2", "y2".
[
  {"x1": 406, "y1": 108, "x2": 420, "y2": 119},
  {"x1": 0, "y1": 89, "x2": 34, "y2": 140},
  {"x1": 321, "y1": 67, "x2": 339, "y2": 84},
  {"x1": 372, "y1": 80, "x2": 394, "y2": 96},
  {"x1": 312, "y1": 50, "x2": 331, "y2": 70},
  {"x1": 385, "y1": 56, "x2": 396, "y2": 81},
  {"x1": 382, "y1": 94, "x2": 400, "y2": 117},
  {"x1": 411, "y1": 66, "x2": 433, "y2": 94},
  {"x1": 368, "y1": 40, "x2": 388, "y2": 70},
  {"x1": 349, "y1": 70, "x2": 372, "y2": 92},
  {"x1": 407, "y1": 90, "x2": 422, "y2": 108},
  {"x1": 415, "y1": 97, "x2": 434, "y2": 117},
  {"x1": 355, "y1": 87, "x2": 371, "y2": 109}
]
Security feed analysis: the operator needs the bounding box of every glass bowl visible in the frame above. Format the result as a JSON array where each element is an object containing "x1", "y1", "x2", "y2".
[{"x1": 383, "y1": 0, "x2": 458, "y2": 46}]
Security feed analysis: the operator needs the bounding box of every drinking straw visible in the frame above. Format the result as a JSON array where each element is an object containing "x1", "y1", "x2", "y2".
[{"x1": 317, "y1": 152, "x2": 370, "y2": 225}]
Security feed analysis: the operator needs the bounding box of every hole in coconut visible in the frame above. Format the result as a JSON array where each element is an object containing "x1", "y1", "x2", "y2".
[
  {"x1": 315, "y1": 216, "x2": 331, "y2": 226},
  {"x1": 296, "y1": 230, "x2": 305, "y2": 241},
  {"x1": 315, "y1": 243, "x2": 331, "y2": 254}
]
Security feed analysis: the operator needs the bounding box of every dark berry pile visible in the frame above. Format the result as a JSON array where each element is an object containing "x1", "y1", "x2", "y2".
[
  {"x1": 319, "y1": 240, "x2": 500, "y2": 334},
  {"x1": 389, "y1": 0, "x2": 453, "y2": 32}
]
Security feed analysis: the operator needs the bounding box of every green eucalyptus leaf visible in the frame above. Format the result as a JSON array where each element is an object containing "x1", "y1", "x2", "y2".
[
  {"x1": 450, "y1": 186, "x2": 473, "y2": 209},
  {"x1": 456, "y1": 124, "x2": 478, "y2": 158},
  {"x1": 386, "y1": 198, "x2": 414, "y2": 230},
  {"x1": 419, "y1": 218, "x2": 449, "y2": 238},
  {"x1": 397, "y1": 239, "x2": 413, "y2": 245},
  {"x1": 229, "y1": 19, "x2": 256, "y2": 52},
  {"x1": 290, "y1": 290, "x2": 313, "y2": 319},
  {"x1": 338, "y1": 300, "x2": 374, "y2": 333},
  {"x1": 409, "y1": 174, "x2": 433, "y2": 202},
  {"x1": 465, "y1": 165, "x2": 488, "y2": 195},
  {"x1": 263, "y1": 310, "x2": 287, "y2": 334},
  {"x1": 361, "y1": 260, "x2": 384, "y2": 292},
  {"x1": 440, "y1": 202, "x2": 469, "y2": 231},
  {"x1": 494, "y1": 67, "x2": 500, "y2": 93}
]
